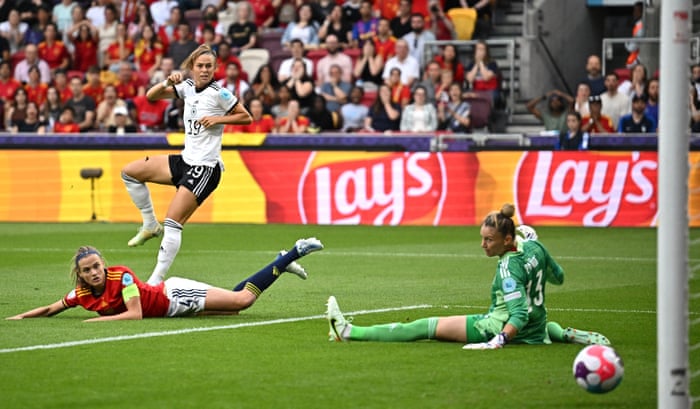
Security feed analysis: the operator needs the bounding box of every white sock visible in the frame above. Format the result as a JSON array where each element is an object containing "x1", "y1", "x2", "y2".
[
  {"x1": 122, "y1": 172, "x2": 158, "y2": 229},
  {"x1": 147, "y1": 218, "x2": 182, "y2": 285}
]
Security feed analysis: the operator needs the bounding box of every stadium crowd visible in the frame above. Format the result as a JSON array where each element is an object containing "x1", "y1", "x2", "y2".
[{"x1": 0, "y1": 0, "x2": 682, "y2": 141}]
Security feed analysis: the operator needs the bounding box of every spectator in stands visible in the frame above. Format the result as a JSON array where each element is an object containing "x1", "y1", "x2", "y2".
[
  {"x1": 277, "y1": 99, "x2": 310, "y2": 133},
  {"x1": 364, "y1": 83, "x2": 401, "y2": 132},
  {"x1": 23, "y1": 4, "x2": 51, "y2": 46},
  {"x1": 104, "y1": 23, "x2": 134, "y2": 73},
  {"x1": 69, "y1": 20, "x2": 99, "y2": 72},
  {"x1": 316, "y1": 35, "x2": 353, "y2": 86},
  {"x1": 249, "y1": 0, "x2": 276, "y2": 30},
  {"x1": 195, "y1": 5, "x2": 224, "y2": 45},
  {"x1": 0, "y1": 61, "x2": 21, "y2": 104},
  {"x1": 278, "y1": 39, "x2": 314, "y2": 82},
  {"x1": 0, "y1": 34, "x2": 9, "y2": 63},
  {"x1": 86, "y1": 0, "x2": 108, "y2": 27},
  {"x1": 692, "y1": 64, "x2": 700, "y2": 105},
  {"x1": 581, "y1": 54, "x2": 605, "y2": 96},
  {"x1": 320, "y1": 63, "x2": 352, "y2": 112},
  {"x1": 97, "y1": 4, "x2": 120, "y2": 68},
  {"x1": 14, "y1": 44, "x2": 52, "y2": 84},
  {"x1": 351, "y1": 0, "x2": 379, "y2": 49},
  {"x1": 218, "y1": 61, "x2": 250, "y2": 99},
  {"x1": 65, "y1": 76, "x2": 97, "y2": 132},
  {"x1": 434, "y1": 44, "x2": 464, "y2": 86},
  {"x1": 168, "y1": 23, "x2": 199, "y2": 68},
  {"x1": 53, "y1": 69, "x2": 73, "y2": 102},
  {"x1": 526, "y1": 90, "x2": 573, "y2": 134},
  {"x1": 353, "y1": 39, "x2": 384, "y2": 88},
  {"x1": 271, "y1": 85, "x2": 292, "y2": 120},
  {"x1": 319, "y1": 5, "x2": 353, "y2": 49},
  {"x1": 415, "y1": 60, "x2": 442, "y2": 104},
  {"x1": 127, "y1": 2, "x2": 155, "y2": 40},
  {"x1": 383, "y1": 39, "x2": 420, "y2": 88},
  {"x1": 53, "y1": 0, "x2": 78, "y2": 39},
  {"x1": 24, "y1": 65, "x2": 49, "y2": 108},
  {"x1": 41, "y1": 86, "x2": 63, "y2": 131},
  {"x1": 466, "y1": 0, "x2": 493, "y2": 39},
  {"x1": 233, "y1": 98, "x2": 277, "y2": 133},
  {"x1": 151, "y1": 57, "x2": 176, "y2": 87},
  {"x1": 227, "y1": 1, "x2": 258, "y2": 55},
  {"x1": 308, "y1": 0, "x2": 337, "y2": 25},
  {"x1": 11, "y1": 101, "x2": 45, "y2": 134},
  {"x1": 555, "y1": 111, "x2": 589, "y2": 151},
  {"x1": 53, "y1": 105, "x2": 81, "y2": 133},
  {"x1": 156, "y1": 6, "x2": 182, "y2": 54},
  {"x1": 644, "y1": 77, "x2": 659, "y2": 126},
  {"x1": 434, "y1": 68, "x2": 453, "y2": 105},
  {"x1": 581, "y1": 95, "x2": 614, "y2": 134},
  {"x1": 438, "y1": 82, "x2": 471, "y2": 133},
  {"x1": 150, "y1": 0, "x2": 179, "y2": 29},
  {"x1": 618, "y1": 63, "x2": 647, "y2": 99},
  {"x1": 342, "y1": 0, "x2": 363, "y2": 26},
  {"x1": 0, "y1": 9, "x2": 28, "y2": 54},
  {"x1": 625, "y1": 1, "x2": 644, "y2": 68},
  {"x1": 400, "y1": 85, "x2": 437, "y2": 132},
  {"x1": 341, "y1": 86, "x2": 369, "y2": 132},
  {"x1": 390, "y1": 0, "x2": 413, "y2": 39},
  {"x1": 108, "y1": 105, "x2": 139, "y2": 134},
  {"x1": 283, "y1": 58, "x2": 315, "y2": 113},
  {"x1": 465, "y1": 40, "x2": 500, "y2": 105},
  {"x1": 82, "y1": 66, "x2": 105, "y2": 106},
  {"x1": 4, "y1": 87, "x2": 29, "y2": 130},
  {"x1": 281, "y1": 4, "x2": 320, "y2": 50},
  {"x1": 250, "y1": 63, "x2": 279, "y2": 111},
  {"x1": 212, "y1": 41, "x2": 241, "y2": 81},
  {"x1": 573, "y1": 82, "x2": 591, "y2": 118},
  {"x1": 307, "y1": 94, "x2": 341, "y2": 133},
  {"x1": 690, "y1": 85, "x2": 700, "y2": 133},
  {"x1": 373, "y1": 18, "x2": 396, "y2": 61},
  {"x1": 95, "y1": 84, "x2": 129, "y2": 131},
  {"x1": 429, "y1": 0, "x2": 456, "y2": 41},
  {"x1": 114, "y1": 62, "x2": 144, "y2": 101},
  {"x1": 403, "y1": 13, "x2": 436, "y2": 66},
  {"x1": 135, "y1": 25, "x2": 165, "y2": 78},
  {"x1": 387, "y1": 67, "x2": 412, "y2": 108},
  {"x1": 600, "y1": 71, "x2": 630, "y2": 129},
  {"x1": 164, "y1": 97, "x2": 184, "y2": 131},
  {"x1": 132, "y1": 93, "x2": 170, "y2": 131},
  {"x1": 617, "y1": 93, "x2": 656, "y2": 133}
]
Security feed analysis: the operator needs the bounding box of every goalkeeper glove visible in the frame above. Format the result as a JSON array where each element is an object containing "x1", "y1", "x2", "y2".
[{"x1": 462, "y1": 332, "x2": 509, "y2": 350}]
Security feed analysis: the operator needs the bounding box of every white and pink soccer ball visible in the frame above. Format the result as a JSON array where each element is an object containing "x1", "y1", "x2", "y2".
[{"x1": 573, "y1": 345, "x2": 624, "y2": 393}]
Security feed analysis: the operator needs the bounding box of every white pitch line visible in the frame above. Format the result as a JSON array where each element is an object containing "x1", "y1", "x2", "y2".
[{"x1": 0, "y1": 304, "x2": 432, "y2": 355}]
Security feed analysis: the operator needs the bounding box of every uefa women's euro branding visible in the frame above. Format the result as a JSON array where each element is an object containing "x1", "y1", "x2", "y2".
[{"x1": 514, "y1": 151, "x2": 658, "y2": 226}]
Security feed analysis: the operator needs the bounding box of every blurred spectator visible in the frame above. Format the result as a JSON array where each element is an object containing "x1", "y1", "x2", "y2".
[
  {"x1": 128, "y1": 2, "x2": 155, "y2": 40},
  {"x1": 196, "y1": 5, "x2": 224, "y2": 44},
  {"x1": 390, "y1": 0, "x2": 413, "y2": 39},
  {"x1": 114, "y1": 62, "x2": 144, "y2": 100},
  {"x1": 249, "y1": 0, "x2": 276, "y2": 30},
  {"x1": 121, "y1": 0, "x2": 140, "y2": 26},
  {"x1": 41, "y1": 85, "x2": 63, "y2": 131},
  {"x1": 625, "y1": 1, "x2": 644, "y2": 68},
  {"x1": 271, "y1": 85, "x2": 292, "y2": 120},
  {"x1": 373, "y1": 18, "x2": 396, "y2": 61},
  {"x1": 342, "y1": 0, "x2": 363, "y2": 26},
  {"x1": 644, "y1": 77, "x2": 659, "y2": 125},
  {"x1": 199, "y1": 24, "x2": 217, "y2": 47},
  {"x1": 316, "y1": 35, "x2": 353, "y2": 86},
  {"x1": 438, "y1": 82, "x2": 470, "y2": 133},
  {"x1": 151, "y1": 57, "x2": 176, "y2": 86},
  {"x1": 690, "y1": 85, "x2": 700, "y2": 133},
  {"x1": 600, "y1": 72, "x2": 629, "y2": 128},
  {"x1": 70, "y1": 21, "x2": 99, "y2": 72},
  {"x1": 617, "y1": 93, "x2": 656, "y2": 133},
  {"x1": 283, "y1": 59, "x2": 316, "y2": 112},
  {"x1": 103, "y1": 23, "x2": 131, "y2": 74},
  {"x1": 218, "y1": 61, "x2": 250, "y2": 99},
  {"x1": 400, "y1": 85, "x2": 437, "y2": 132},
  {"x1": 227, "y1": 2, "x2": 258, "y2": 55},
  {"x1": 581, "y1": 95, "x2": 614, "y2": 134},
  {"x1": 434, "y1": 44, "x2": 464, "y2": 85},
  {"x1": 414, "y1": 60, "x2": 442, "y2": 104},
  {"x1": 434, "y1": 68, "x2": 453, "y2": 105},
  {"x1": 11, "y1": 101, "x2": 45, "y2": 133},
  {"x1": 429, "y1": 0, "x2": 455, "y2": 40},
  {"x1": 24, "y1": 65, "x2": 49, "y2": 107},
  {"x1": 165, "y1": 98, "x2": 184, "y2": 131},
  {"x1": 692, "y1": 64, "x2": 700, "y2": 104},
  {"x1": 86, "y1": 0, "x2": 108, "y2": 27},
  {"x1": 250, "y1": 63, "x2": 279, "y2": 111},
  {"x1": 65, "y1": 76, "x2": 96, "y2": 131},
  {"x1": 364, "y1": 83, "x2": 401, "y2": 132},
  {"x1": 83, "y1": 66, "x2": 105, "y2": 105},
  {"x1": 387, "y1": 67, "x2": 411, "y2": 108},
  {"x1": 14, "y1": 44, "x2": 52, "y2": 84},
  {"x1": 5, "y1": 87, "x2": 29, "y2": 130},
  {"x1": 0, "y1": 35, "x2": 9, "y2": 63},
  {"x1": 555, "y1": 111, "x2": 589, "y2": 150},
  {"x1": 582, "y1": 55, "x2": 605, "y2": 96},
  {"x1": 150, "y1": 0, "x2": 179, "y2": 29},
  {"x1": 0, "y1": 9, "x2": 29, "y2": 54},
  {"x1": 97, "y1": 4, "x2": 120, "y2": 68},
  {"x1": 23, "y1": 4, "x2": 51, "y2": 46},
  {"x1": 281, "y1": 4, "x2": 320, "y2": 50},
  {"x1": 351, "y1": 0, "x2": 379, "y2": 49},
  {"x1": 53, "y1": 69, "x2": 73, "y2": 102},
  {"x1": 465, "y1": 0, "x2": 492, "y2": 39},
  {"x1": 233, "y1": 98, "x2": 276, "y2": 132},
  {"x1": 53, "y1": 105, "x2": 81, "y2": 133},
  {"x1": 354, "y1": 40, "x2": 384, "y2": 88},
  {"x1": 135, "y1": 25, "x2": 165, "y2": 77},
  {"x1": 340, "y1": 86, "x2": 369, "y2": 131},
  {"x1": 320, "y1": 63, "x2": 352, "y2": 112},
  {"x1": 95, "y1": 84, "x2": 129, "y2": 131},
  {"x1": 573, "y1": 82, "x2": 591, "y2": 118},
  {"x1": 465, "y1": 40, "x2": 500, "y2": 104},
  {"x1": 618, "y1": 63, "x2": 647, "y2": 98},
  {"x1": 319, "y1": 5, "x2": 352, "y2": 49},
  {"x1": 168, "y1": 23, "x2": 199, "y2": 68},
  {"x1": 38, "y1": 23, "x2": 70, "y2": 74},
  {"x1": 0, "y1": 61, "x2": 21, "y2": 104},
  {"x1": 132, "y1": 93, "x2": 169, "y2": 131},
  {"x1": 278, "y1": 39, "x2": 314, "y2": 82},
  {"x1": 307, "y1": 94, "x2": 341, "y2": 133},
  {"x1": 213, "y1": 42, "x2": 244, "y2": 81},
  {"x1": 403, "y1": 13, "x2": 436, "y2": 65},
  {"x1": 277, "y1": 99, "x2": 310, "y2": 133},
  {"x1": 526, "y1": 90, "x2": 573, "y2": 134},
  {"x1": 308, "y1": 0, "x2": 337, "y2": 25},
  {"x1": 108, "y1": 105, "x2": 139, "y2": 134},
  {"x1": 157, "y1": 6, "x2": 183, "y2": 53},
  {"x1": 382, "y1": 39, "x2": 420, "y2": 88},
  {"x1": 53, "y1": 0, "x2": 78, "y2": 37}
]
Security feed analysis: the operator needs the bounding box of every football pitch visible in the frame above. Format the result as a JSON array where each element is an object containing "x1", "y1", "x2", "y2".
[{"x1": 0, "y1": 222, "x2": 695, "y2": 408}]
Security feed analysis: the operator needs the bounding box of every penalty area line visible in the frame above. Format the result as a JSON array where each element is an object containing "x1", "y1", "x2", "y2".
[{"x1": 0, "y1": 304, "x2": 433, "y2": 355}]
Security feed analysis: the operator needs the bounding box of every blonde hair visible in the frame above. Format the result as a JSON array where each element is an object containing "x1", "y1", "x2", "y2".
[
  {"x1": 482, "y1": 203, "x2": 516, "y2": 239},
  {"x1": 71, "y1": 245, "x2": 106, "y2": 288},
  {"x1": 180, "y1": 44, "x2": 217, "y2": 71}
]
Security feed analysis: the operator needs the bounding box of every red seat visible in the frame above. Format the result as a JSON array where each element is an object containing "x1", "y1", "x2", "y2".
[
  {"x1": 361, "y1": 90, "x2": 377, "y2": 107},
  {"x1": 10, "y1": 50, "x2": 25, "y2": 71},
  {"x1": 465, "y1": 96, "x2": 491, "y2": 130},
  {"x1": 67, "y1": 70, "x2": 85, "y2": 81},
  {"x1": 614, "y1": 67, "x2": 631, "y2": 83}
]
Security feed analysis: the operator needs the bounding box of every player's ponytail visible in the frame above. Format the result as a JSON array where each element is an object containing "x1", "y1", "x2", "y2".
[{"x1": 482, "y1": 203, "x2": 516, "y2": 239}]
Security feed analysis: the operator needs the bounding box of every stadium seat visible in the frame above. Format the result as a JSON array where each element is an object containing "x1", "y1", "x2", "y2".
[
  {"x1": 465, "y1": 96, "x2": 492, "y2": 130},
  {"x1": 239, "y1": 48, "x2": 270, "y2": 79},
  {"x1": 10, "y1": 50, "x2": 24, "y2": 71},
  {"x1": 448, "y1": 8, "x2": 477, "y2": 40},
  {"x1": 361, "y1": 90, "x2": 377, "y2": 107},
  {"x1": 614, "y1": 67, "x2": 631, "y2": 83},
  {"x1": 185, "y1": 9, "x2": 203, "y2": 32},
  {"x1": 270, "y1": 50, "x2": 292, "y2": 73},
  {"x1": 67, "y1": 70, "x2": 85, "y2": 81}
]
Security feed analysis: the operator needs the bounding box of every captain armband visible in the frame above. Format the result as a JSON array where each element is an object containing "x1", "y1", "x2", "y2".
[{"x1": 122, "y1": 283, "x2": 140, "y2": 302}]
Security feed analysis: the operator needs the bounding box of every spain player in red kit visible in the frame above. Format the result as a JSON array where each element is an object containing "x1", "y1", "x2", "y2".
[{"x1": 6, "y1": 239, "x2": 323, "y2": 321}]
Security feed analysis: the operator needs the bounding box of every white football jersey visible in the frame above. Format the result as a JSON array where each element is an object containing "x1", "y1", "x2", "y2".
[{"x1": 174, "y1": 79, "x2": 238, "y2": 167}]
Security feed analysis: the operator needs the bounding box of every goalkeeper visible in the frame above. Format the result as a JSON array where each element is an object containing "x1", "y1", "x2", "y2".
[{"x1": 326, "y1": 203, "x2": 610, "y2": 349}]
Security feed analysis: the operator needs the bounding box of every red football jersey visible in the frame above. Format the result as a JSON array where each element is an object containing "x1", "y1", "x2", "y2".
[
  {"x1": 0, "y1": 78, "x2": 21, "y2": 103},
  {"x1": 38, "y1": 40, "x2": 70, "y2": 70},
  {"x1": 135, "y1": 41, "x2": 164, "y2": 73},
  {"x1": 53, "y1": 122, "x2": 81, "y2": 133},
  {"x1": 83, "y1": 83, "x2": 105, "y2": 105},
  {"x1": 132, "y1": 95, "x2": 169, "y2": 128},
  {"x1": 25, "y1": 83, "x2": 49, "y2": 107},
  {"x1": 243, "y1": 115, "x2": 276, "y2": 133},
  {"x1": 62, "y1": 265, "x2": 170, "y2": 317},
  {"x1": 73, "y1": 38, "x2": 99, "y2": 72}
]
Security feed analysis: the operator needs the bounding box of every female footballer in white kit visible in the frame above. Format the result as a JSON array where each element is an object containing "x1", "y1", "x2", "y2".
[{"x1": 121, "y1": 44, "x2": 253, "y2": 285}]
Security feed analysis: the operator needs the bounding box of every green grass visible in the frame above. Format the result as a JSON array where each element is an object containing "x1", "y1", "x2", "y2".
[{"x1": 0, "y1": 223, "x2": 694, "y2": 408}]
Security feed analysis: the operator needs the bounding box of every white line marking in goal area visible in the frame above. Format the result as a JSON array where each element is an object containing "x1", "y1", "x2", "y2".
[{"x1": 0, "y1": 304, "x2": 433, "y2": 355}]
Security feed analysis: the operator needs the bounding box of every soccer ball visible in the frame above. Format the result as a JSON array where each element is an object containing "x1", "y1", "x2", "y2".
[{"x1": 572, "y1": 345, "x2": 624, "y2": 393}]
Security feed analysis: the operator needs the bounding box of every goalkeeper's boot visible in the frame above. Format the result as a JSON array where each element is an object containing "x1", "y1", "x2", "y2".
[
  {"x1": 295, "y1": 237, "x2": 324, "y2": 256},
  {"x1": 278, "y1": 250, "x2": 308, "y2": 280},
  {"x1": 327, "y1": 296, "x2": 350, "y2": 342},
  {"x1": 127, "y1": 223, "x2": 163, "y2": 247},
  {"x1": 561, "y1": 326, "x2": 611, "y2": 345}
]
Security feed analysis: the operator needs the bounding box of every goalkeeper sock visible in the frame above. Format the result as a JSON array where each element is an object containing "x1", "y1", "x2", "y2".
[
  {"x1": 122, "y1": 172, "x2": 158, "y2": 229},
  {"x1": 349, "y1": 318, "x2": 438, "y2": 342},
  {"x1": 546, "y1": 321, "x2": 568, "y2": 342},
  {"x1": 147, "y1": 218, "x2": 182, "y2": 285},
  {"x1": 232, "y1": 248, "x2": 301, "y2": 295}
]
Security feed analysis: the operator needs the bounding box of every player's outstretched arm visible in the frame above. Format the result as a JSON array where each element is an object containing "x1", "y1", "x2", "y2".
[
  {"x1": 83, "y1": 296, "x2": 144, "y2": 322},
  {"x1": 6, "y1": 300, "x2": 66, "y2": 320}
]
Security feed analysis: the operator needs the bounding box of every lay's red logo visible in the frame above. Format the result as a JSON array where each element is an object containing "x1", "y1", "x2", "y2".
[{"x1": 514, "y1": 151, "x2": 657, "y2": 226}]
